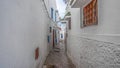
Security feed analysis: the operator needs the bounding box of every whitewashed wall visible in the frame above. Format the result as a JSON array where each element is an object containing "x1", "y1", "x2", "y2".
[
  {"x1": 44, "y1": 0, "x2": 57, "y2": 21},
  {"x1": 0, "y1": 0, "x2": 50, "y2": 68},
  {"x1": 44, "y1": 0, "x2": 58, "y2": 50},
  {"x1": 67, "y1": 0, "x2": 120, "y2": 68}
]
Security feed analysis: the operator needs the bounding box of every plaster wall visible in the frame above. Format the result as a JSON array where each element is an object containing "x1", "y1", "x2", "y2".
[
  {"x1": 0, "y1": 0, "x2": 50, "y2": 68},
  {"x1": 67, "y1": 0, "x2": 120, "y2": 68}
]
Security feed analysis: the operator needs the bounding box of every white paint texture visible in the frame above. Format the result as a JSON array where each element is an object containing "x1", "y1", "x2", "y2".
[
  {"x1": 0, "y1": 0, "x2": 50, "y2": 68},
  {"x1": 67, "y1": 0, "x2": 120, "y2": 68},
  {"x1": 44, "y1": 0, "x2": 57, "y2": 21}
]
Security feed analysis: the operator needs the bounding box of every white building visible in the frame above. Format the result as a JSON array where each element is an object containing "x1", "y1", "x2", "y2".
[
  {"x1": 0, "y1": 0, "x2": 58, "y2": 68},
  {"x1": 65, "y1": 0, "x2": 120, "y2": 68},
  {"x1": 44, "y1": 0, "x2": 61, "y2": 50},
  {"x1": 44, "y1": 0, "x2": 59, "y2": 22}
]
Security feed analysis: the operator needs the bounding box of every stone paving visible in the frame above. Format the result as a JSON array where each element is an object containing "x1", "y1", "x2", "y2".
[{"x1": 44, "y1": 42, "x2": 75, "y2": 68}]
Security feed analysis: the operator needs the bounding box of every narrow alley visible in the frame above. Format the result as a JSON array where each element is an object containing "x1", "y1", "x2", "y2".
[
  {"x1": 44, "y1": 42, "x2": 75, "y2": 68},
  {"x1": 1, "y1": 0, "x2": 120, "y2": 68}
]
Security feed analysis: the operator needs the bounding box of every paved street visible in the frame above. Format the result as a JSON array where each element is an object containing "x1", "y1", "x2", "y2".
[{"x1": 44, "y1": 42, "x2": 75, "y2": 68}]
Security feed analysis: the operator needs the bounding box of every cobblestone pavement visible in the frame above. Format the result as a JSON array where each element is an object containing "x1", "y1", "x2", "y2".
[{"x1": 44, "y1": 42, "x2": 75, "y2": 68}]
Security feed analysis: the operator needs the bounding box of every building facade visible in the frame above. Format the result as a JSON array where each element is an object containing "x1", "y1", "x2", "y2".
[
  {"x1": 65, "y1": 0, "x2": 120, "y2": 68},
  {"x1": 44, "y1": 0, "x2": 60, "y2": 50},
  {"x1": 44, "y1": 0, "x2": 59, "y2": 22},
  {"x1": 0, "y1": 0, "x2": 58, "y2": 68}
]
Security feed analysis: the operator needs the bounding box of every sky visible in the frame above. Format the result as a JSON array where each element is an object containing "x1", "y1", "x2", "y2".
[
  {"x1": 56, "y1": 0, "x2": 66, "y2": 18},
  {"x1": 56, "y1": 0, "x2": 66, "y2": 30}
]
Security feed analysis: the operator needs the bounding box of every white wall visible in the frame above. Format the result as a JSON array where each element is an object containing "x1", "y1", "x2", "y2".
[
  {"x1": 67, "y1": 0, "x2": 120, "y2": 68},
  {"x1": 44, "y1": 0, "x2": 57, "y2": 21},
  {"x1": 79, "y1": 0, "x2": 120, "y2": 44},
  {"x1": 67, "y1": 8, "x2": 81, "y2": 67},
  {"x1": 0, "y1": 0, "x2": 49, "y2": 68},
  {"x1": 44, "y1": 0, "x2": 58, "y2": 50},
  {"x1": 69, "y1": 0, "x2": 120, "y2": 44}
]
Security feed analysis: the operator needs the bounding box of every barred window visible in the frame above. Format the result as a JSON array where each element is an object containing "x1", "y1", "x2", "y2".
[{"x1": 83, "y1": 0, "x2": 98, "y2": 27}]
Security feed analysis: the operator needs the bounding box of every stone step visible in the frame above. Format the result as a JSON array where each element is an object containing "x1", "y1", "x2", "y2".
[
  {"x1": 54, "y1": 48, "x2": 60, "y2": 52},
  {"x1": 43, "y1": 65, "x2": 56, "y2": 68}
]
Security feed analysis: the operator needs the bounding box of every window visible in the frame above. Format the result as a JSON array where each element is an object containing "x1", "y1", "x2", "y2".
[
  {"x1": 68, "y1": 18, "x2": 71, "y2": 30},
  {"x1": 61, "y1": 34, "x2": 63, "y2": 38},
  {"x1": 47, "y1": 35, "x2": 50, "y2": 43},
  {"x1": 55, "y1": 11, "x2": 57, "y2": 21},
  {"x1": 51, "y1": 8, "x2": 54, "y2": 19},
  {"x1": 49, "y1": 27, "x2": 52, "y2": 33},
  {"x1": 83, "y1": 0, "x2": 98, "y2": 27}
]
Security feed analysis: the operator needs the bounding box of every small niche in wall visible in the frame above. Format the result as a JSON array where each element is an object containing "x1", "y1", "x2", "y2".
[
  {"x1": 83, "y1": 0, "x2": 98, "y2": 27},
  {"x1": 35, "y1": 47, "x2": 39, "y2": 60}
]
